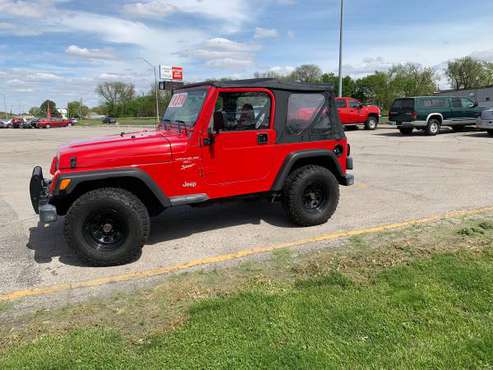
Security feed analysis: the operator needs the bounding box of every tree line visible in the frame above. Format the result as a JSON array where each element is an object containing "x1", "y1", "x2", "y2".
[{"x1": 25, "y1": 55, "x2": 492, "y2": 119}]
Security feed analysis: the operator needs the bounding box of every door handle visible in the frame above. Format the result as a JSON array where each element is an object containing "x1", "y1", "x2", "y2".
[{"x1": 257, "y1": 133, "x2": 268, "y2": 145}]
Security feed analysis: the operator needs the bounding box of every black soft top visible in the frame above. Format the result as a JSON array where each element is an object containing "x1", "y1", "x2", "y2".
[{"x1": 182, "y1": 78, "x2": 334, "y2": 93}]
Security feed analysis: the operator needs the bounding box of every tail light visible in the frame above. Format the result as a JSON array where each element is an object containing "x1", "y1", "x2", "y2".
[
  {"x1": 411, "y1": 112, "x2": 417, "y2": 120},
  {"x1": 50, "y1": 156, "x2": 58, "y2": 175}
]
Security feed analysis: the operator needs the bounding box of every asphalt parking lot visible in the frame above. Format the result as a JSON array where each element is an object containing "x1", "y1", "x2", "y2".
[{"x1": 1, "y1": 126, "x2": 493, "y2": 299}]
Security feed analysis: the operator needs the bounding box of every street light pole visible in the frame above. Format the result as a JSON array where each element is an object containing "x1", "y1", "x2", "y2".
[
  {"x1": 338, "y1": 0, "x2": 345, "y2": 97},
  {"x1": 142, "y1": 58, "x2": 160, "y2": 123},
  {"x1": 2, "y1": 94, "x2": 7, "y2": 120}
]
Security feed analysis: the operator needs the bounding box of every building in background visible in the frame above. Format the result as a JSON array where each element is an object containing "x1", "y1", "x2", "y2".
[
  {"x1": 437, "y1": 86, "x2": 493, "y2": 108},
  {"x1": 57, "y1": 108, "x2": 68, "y2": 119}
]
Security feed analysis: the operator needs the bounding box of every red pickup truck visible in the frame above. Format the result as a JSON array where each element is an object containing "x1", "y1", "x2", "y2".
[{"x1": 336, "y1": 97, "x2": 381, "y2": 130}]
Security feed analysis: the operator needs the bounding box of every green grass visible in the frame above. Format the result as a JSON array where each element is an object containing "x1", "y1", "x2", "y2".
[
  {"x1": 1, "y1": 215, "x2": 492, "y2": 369},
  {"x1": 78, "y1": 117, "x2": 158, "y2": 127}
]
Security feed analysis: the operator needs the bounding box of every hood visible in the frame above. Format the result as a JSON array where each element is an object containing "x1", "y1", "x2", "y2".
[{"x1": 57, "y1": 129, "x2": 185, "y2": 170}]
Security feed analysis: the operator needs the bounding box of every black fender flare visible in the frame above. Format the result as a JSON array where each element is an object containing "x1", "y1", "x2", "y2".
[
  {"x1": 271, "y1": 150, "x2": 345, "y2": 192},
  {"x1": 55, "y1": 168, "x2": 171, "y2": 208}
]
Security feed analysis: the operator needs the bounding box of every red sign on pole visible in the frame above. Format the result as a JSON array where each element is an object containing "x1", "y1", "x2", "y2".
[{"x1": 172, "y1": 67, "x2": 183, "y2": 81}]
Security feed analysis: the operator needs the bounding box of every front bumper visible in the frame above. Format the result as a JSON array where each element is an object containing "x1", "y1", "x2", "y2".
[
  {"x1": 30, "y1": 166, "x2": 57, "y2": 223},
  {"x1": 477, "y1": 119, "x2": 493, "y2": 130},
  {"x1": 341, "y1": 157, "x2": 354, "y2": 186}
]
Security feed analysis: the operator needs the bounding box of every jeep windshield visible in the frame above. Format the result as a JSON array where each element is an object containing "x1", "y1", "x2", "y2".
[{"x1": 161, "y1": 89, "x2": 208, "y2": 129}]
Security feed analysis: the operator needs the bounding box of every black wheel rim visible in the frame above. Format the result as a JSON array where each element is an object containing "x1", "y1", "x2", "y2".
[
  {"x1": 302, "y1": 182, "x2": 328, "y2": 213},
  {"x1": 82, "y1": 208, "x2": 129, "y2": 251}
]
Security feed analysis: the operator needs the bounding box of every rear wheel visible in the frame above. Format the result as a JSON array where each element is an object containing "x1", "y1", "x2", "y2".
[
  {"x1": 64, "y1": 188, "x2": 150, "y2": 266},
  {"x1": 282, "y1": 165, "x2": 340, "y2": 227},
  {"x1": 425, "y1": 119, "x2": 440, "y2": 136},
  {"x1": 365, "y1": 116, "x2": 378, "y2": 130},
  {"x1": 399, "y1": 127, "x2": 413, "y2": 135}
]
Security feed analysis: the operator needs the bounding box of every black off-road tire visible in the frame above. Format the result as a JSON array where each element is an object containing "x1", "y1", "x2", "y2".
[
  {"x1": 399, "y1": 127, "x2": 413, "y2": 135},
  {"x1": 365, "y1": 116, "x2": 378, "y2": 130},
  {"x1": 425, "y1": 118, "x2": 440, "y2": 136},
  {"x1": 64, "y1": 188, "x2": 150, "y2": 266},
  {"x1": 487, "y1": 130, "x2": 493, "y2": 137},
  {"x1": 282, "y1": 165, "x2": 340, "y2": 227}
]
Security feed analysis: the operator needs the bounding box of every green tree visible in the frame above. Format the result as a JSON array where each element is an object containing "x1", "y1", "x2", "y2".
[
  {"x1": 67, "y1": 101, "x2": 89, "y2": 118},
  {"x1": 388, "y1": 63, "x2": 437, "y2": 97},
  {"x1": 95, "y1": 82, "x2": 136, "y2": 117},
  {"x1": 29, "y1": 107, "x2": 41, "y2": 117},
  {"x1": 289, "y1": 64, "x2": 323, "y2": 83},
  {"x1": 446, "y1": 57, "x2": 485, "y2": 90},
  {"x1": 39, "y1": 100, "x2": 61, "y2": 117}
]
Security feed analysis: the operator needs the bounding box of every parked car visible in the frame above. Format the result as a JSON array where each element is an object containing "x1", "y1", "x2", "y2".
[
  {"x1": 69, "y1": 118, "x2": 78, "y2": 125},
  {"x1": 0, "y1": 120, "x2": 9, "y2": 128},
  {"x1": 336, "y1": 97, "x2": 381, "y2": 130},
  {"x1": 29, "y1": 79, "x2": 354, "y2": 266},
  {"x1": 10, "y1": 117, "x2": 24, "y2": 129},
  {"x1": 389, "y1": 96, "x2": 484, "y2": 136},
  {"x1": 36, "y1": 118, "x2": 73, "y2": 129},
  {"x1": 102, "y1": 116, "x2": 117, "y2": 124},
  {"x1": 477, "y1": 108, "x2": 493, "y2": 136},
  {"x1": 21, "y1": 119, "x2": 35, "y2": 129}
]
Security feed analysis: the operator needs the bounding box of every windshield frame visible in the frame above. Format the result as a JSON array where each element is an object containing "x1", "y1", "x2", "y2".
[{"x1": 161, "y1": 88, "x2": 208, "y2": 129}]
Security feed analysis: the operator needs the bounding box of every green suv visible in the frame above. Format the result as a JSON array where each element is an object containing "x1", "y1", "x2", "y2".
[{"x1": 389, "y1": 96, "x2": 483, "y2": 136}]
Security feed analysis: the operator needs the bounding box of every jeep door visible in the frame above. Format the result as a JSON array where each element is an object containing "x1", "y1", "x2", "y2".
[
  {"x1": 349, "y1": 99, "x2": 365, "y2": 123},
  {"x1": 336, "y1": 98, "x2": 351, "y2": 124},
  {"x1": 202, "y1": 89, "x2": 276, "y2": 196}
]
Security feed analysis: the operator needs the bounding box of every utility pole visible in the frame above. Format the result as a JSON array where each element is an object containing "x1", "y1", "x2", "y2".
[
  {"x1": 2, "y1": 94, "x2": 6, "y2": 120},
  {"x1": 142, "y1": 58, "x2": 160, "y2": 123},
  {"x1": 338, "y1": 0, "x2": 345, "y2": 97}
]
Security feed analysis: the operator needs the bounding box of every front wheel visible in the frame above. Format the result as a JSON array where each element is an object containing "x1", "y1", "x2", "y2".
[
  {"x1": 425, "y1": 119, "x2": 440, "y2": 136},
  {"x1": 64, "y1": 188, "x2": 150, "y2": 266},
  {"x1": 365, "y1": 117, "x2": 378, "y2": 130},
  {"x1": 282, "y1": 165, "x2": 340, "y2": 227}
]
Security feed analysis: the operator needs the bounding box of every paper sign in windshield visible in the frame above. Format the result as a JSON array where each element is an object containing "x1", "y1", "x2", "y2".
[{"x1": 169, "y1": 93, "x2": 188, "y2": 108}]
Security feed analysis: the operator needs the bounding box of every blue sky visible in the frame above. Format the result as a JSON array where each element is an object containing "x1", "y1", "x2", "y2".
[{"x1": 1, "y1": 0, "x2": 492, "y2": 111}]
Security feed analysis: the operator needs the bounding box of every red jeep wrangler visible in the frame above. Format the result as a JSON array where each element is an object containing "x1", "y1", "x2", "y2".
[
  {"x1": 30, "y1": 79, "x2": 354, "y2": 266},
  {"x1": 336, "y1": 97, "x2": 381, "y2": 130}
]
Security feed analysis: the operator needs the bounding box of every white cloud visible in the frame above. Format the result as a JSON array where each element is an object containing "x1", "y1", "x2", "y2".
[
  {"x1": 269, "y1": 65, "x2": 295, "y2": 75},
  {"x1": 27, "y1": 72, "x2": 62, "y2": 81},
  {"x1": 66, "y1": 45, "x2": 116, "y2": 60},
  {"x1": 122, "y1": 0, "x2": 248, "y2": 24},
  {"x1": 254, "y1": 27, "x2": 279, "y2": 39},
  {"x1": 0, "y1": 0, "x2": 52, "y2": 18},
  {"x1": 179, "y1": 37, "x2": 258, "y2": 70}
]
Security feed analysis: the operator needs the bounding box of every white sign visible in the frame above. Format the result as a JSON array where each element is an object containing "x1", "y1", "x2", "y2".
[
  {"x1": 159, "y1": 65, "x2": 173, "y2": 81},
  {"x1": 159, "y1": 65, "x2": 184, "y2": 81}
]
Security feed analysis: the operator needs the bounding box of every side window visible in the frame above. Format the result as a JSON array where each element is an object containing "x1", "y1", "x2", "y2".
[
  {"x1": 451, "y1": 98, "x2": 462, "y2": 108},
  {"x1": 215, "y1": 92, "x2": 271, "y2": 131},
  {"x1": 335, "y1": 99, "x2": 346, "y2": 108},
  {"x1": 349, "y1": 100, "x2": 360, "y2": 108},
  {"x1": 287, "y1": 94, "x2": 326, "y2": 135},
  {"x1": 461, "y1": 98, "x2": 475, "y2": 109}
]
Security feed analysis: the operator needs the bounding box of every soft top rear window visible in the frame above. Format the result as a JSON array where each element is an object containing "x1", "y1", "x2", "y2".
[{"x1": 391, "y1": 98, "x2": 414, "y2": 111}]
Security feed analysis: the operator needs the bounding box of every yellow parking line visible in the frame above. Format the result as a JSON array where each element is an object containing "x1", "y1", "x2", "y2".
[{"x1": 1, "y1": 205, "x2": 493, "y2": 302}]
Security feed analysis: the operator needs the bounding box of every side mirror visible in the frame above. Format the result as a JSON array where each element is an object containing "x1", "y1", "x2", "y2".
[{"x1": 213, "y1": 111, "x2": 225, "y2": 133}]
